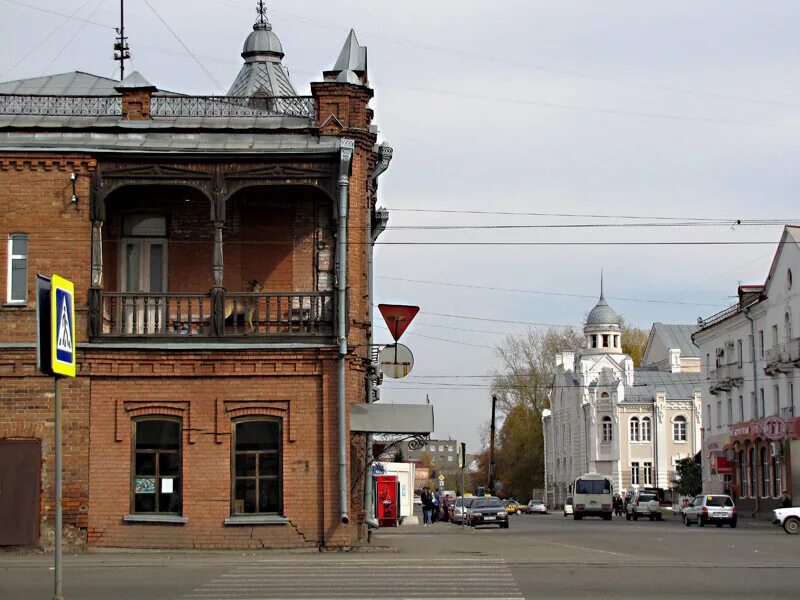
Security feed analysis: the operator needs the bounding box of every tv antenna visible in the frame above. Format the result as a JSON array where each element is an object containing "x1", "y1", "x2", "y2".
[{"x1": 114, "y1": 0, "x2": 131, "y2": 80}]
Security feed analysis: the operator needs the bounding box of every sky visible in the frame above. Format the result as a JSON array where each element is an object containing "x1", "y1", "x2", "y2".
[{"x1": 2, "y1": 0, "x2": 800, "y2": 451}]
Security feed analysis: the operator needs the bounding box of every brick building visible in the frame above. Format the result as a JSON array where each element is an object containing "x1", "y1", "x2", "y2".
[{"x1": 0, "y1": 7, "x2": 395, "y2": 549}]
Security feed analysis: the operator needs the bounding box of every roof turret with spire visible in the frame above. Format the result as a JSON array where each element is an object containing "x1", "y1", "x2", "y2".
[
  {"x1": 583, "y1": 273, "x2": 623, "y2": 354},
  {"x1": 323, "y1": 29, "x2": 368, "y2": 86},
  {"x1": 228, "y1": 1, "x2": 297, "y2": 98}
]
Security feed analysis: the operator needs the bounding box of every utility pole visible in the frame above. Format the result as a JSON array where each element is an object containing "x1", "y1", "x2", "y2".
[
  {"x1": 114, "y1": 0, "x2": 130, "y2": 80},
  {"x1": 488, "y1": 394, "x2": 497, "y2": 495}
]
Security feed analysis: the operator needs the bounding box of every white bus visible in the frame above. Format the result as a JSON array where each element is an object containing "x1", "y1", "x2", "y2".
[{"x1": 571, "y1": 473, "x2": 613, "y2": 520}]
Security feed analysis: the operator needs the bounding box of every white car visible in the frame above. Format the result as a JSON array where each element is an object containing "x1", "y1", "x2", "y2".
[
  {"x1": 773, "y1": 506, "x2": 800, "y2": 535},
  {"x1": 526, "y1": 500, "x2": 547, "y2": 514}
]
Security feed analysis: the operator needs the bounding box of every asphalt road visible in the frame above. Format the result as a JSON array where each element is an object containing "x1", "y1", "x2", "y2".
[{"x1": 0, "y1": 513, "x2": 797, "y2": 599}]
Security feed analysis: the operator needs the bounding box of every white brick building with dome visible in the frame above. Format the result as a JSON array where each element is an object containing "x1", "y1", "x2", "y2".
[{"x1": 542, "y1": 284, "x2": 704, "y2": 508}]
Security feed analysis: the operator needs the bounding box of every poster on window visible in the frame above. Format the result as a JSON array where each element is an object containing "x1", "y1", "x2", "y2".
[
  {"x1": 135, "y1": 477, "x2": 156, "y2": 494},
  {"x1": 161, "y1": 478, "x2": 174, "y2": 494}
]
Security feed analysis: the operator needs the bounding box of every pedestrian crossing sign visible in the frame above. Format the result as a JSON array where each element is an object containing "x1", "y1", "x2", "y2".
[{"x1": 50, "y1": 274, "x2": 76, "y2": 377}]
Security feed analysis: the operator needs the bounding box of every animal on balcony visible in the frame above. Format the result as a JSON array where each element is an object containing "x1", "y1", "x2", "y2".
[{"x1": 224, "y1": 279, "x2": 263, "y2": 333}]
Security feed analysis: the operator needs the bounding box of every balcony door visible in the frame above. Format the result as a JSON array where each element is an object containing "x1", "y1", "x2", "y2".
[{"x1": 120, "y1": 215, "x2": 168, "y2": 334}]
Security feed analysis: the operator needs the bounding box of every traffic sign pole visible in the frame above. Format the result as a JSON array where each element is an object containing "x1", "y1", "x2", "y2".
[{"x1": 54, "y1": 376, "x2": 63, "y2": 600}]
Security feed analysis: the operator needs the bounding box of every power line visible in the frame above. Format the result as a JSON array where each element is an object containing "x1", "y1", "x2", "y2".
[
  {"x1": 2, "y1": 0, "x2": 115, "y2": 29},
  {"x1": 384, "y1": 221, "x2": 786, "y2": 231},
  {"x1": 141, "y1": 0, "x2": 226, "y2": 94},
  {"x1": 377, "y1": 276, "x2": 724, "y2": 308},
  {"x1": 40, "y1": 0, "x2": 108, "y2": 77}
]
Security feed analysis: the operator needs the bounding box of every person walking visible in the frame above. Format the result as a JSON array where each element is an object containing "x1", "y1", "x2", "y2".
[
  {"x1": 432, "y1": 492, "x2": 440, "y2": 523},
  {"x1": 781, "y1": 490, "x2": 793, "y2": 508},
  {"x1": 421, "y1": 487, "x2": 433, "y2": 526}
]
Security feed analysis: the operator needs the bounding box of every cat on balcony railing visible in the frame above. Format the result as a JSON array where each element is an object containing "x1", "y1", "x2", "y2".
[{"x1": 224, "y1": 279, "x2": 262, "y2": 333}]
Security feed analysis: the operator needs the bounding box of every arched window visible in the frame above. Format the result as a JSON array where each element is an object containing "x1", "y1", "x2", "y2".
[
  {"x1": 761, "y1": 446, "x2": 770, "y2": 498},
  {"x1": 785, "y1": 312, "x2": 792, "y2": 344},
  {"x1": 601, "y1": 416, "x2": 612, "y2": 443},
  {"x1": 232, "y1": 418, "x2": 282, "y2": 515},
  {"x1": 748, "y1": 446, "x2": 757, "y2": 498},
  {"x1": 629, "y1": 417, "x2": 640, "y2": 442},
  {"x1": 641, "y1": 417, "x2": 652, "y2": 442},
  {"x1": 673, "y1": 416, "x2": 687, "y2": 442},
  {"x1": 738, "y1": 450, "x2": 746, "y2": 496},
  {"x1": 600, "y1": 392, "x2": 610, "y2": 399},
  {"x1": 788, "y1": 268, "x2": 793, "y2": 290},
  {"x1": 132, "y1": 418, "x2": 182, "y2": 514}
]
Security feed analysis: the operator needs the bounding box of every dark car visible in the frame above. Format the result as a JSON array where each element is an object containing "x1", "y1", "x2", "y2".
[{"x1": 467, "y1": 497, "x2": 509, "y2": 528}]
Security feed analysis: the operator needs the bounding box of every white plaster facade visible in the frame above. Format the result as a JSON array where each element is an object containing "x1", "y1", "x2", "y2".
[
  {"x1": 693, "y1": 226, "x2": 800, "y2": 513},
  {"x1": 542, "y1": 293, "x2": 703, "y2": 508}
]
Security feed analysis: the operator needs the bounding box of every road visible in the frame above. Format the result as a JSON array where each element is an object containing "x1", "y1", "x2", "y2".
[{"x1": 0, "y1": 513, "x2": 797, "y2": 599}]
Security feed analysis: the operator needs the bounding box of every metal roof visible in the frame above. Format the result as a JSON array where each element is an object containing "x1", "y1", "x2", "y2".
[
  {"x1": 0, "y1": 71, "x2": 178, "y2": 96},
  {"x1": 586, "y1": 293, "x2": 621, "y2": 326},
  {"x1": 0, "y1": 131, "x2": 339, "y2": 154},
  {"x1": 626, "y1": 370, "x2": 703, "y2": 402},
  {"x1": 650, "y1": 323, "x2": 699, "y2": 358}
]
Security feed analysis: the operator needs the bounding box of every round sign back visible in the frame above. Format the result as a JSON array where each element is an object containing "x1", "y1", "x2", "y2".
[{"x1": 378, "y1": 343, "x2": 414, "y2": 379}]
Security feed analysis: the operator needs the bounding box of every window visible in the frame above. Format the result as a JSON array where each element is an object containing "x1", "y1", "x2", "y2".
[
  {"x1": 7, "y1": 233, "x2": 28, "y2": 304},
  {"x1": 738, "y1": 395, "x2": 744, "y2": 423},
  {"x1": 602, "y1": 334, "x2": 609, "y2": 348},
  {"x1": 601, "y1": 416, "x2": 612, "y2": 443},
  {"x1": 774, "y1": 385, "x2": 780, "y2": 416},
  {"x1": 771, "y1": 324, "x2": 779, "y2": 349},
  {"x1": 643, "y1": 462, "x2": 653, "y2": 486},
  {"x1": 439, "y1": 444, "x2": 445, "y2": 452},
  {"x1": 737, "y1": 339, "x2": 743, "y2": 367},
  {"x1": 641, "y1": 417, "x2": 651, "y2": 442},
  {"x1": 673, "y1": 416, "x2": 687, "y2": 442},
  {"x1": 631, "y1": 462, "x2": 640, "y2": 485},
  {"x1": 759, "y1": 330, "x2": 764, "y2": 359},
  {"x1": 761, "y1": 447, "x2": 770, "y2": 498},
  {"x1": 751, "y1": 392, "x2": 758, "y2": 420},
  {"x1": 232, "y1": 419, "x2": 282, "y2": 515},
  {"x1": 716, "y1": 401, "x2": 722, "y2": 429},
  {"x1": 447, "y1": 455, "x2": 453, "y2": 462},
  {"x1": 630, "y1": 417, "x2": 640, "y2": 442},
  {"x1": 748, "y1": 446, "x2": 757, "y2": 498},
  {"x1": 707, "y1": 404, "x2": 712, "y2": 430},
  {"x1": 773, "y1": 455, "x2": 782, "y2": 497},
  {"x1": 738, "y1": 450, "x2": 746, "y2": 496},
  {"x1": 132, "y1": 418, "x2": 182, "y2": 514},
  {"x1": 575, "y1": 478, "x2": 611, "y2": 494},
  {"x1": 727, "y1": 396, "x2": 733, "y2": 425},
  {"x1": 759, "y1": 388, "x2": 765, "y2": 419},
  {"x1": 789, "y1": 269, "x2": 794, "y2": 290}
]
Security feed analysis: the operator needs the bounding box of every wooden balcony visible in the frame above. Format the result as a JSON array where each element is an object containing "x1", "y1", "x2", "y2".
[{"x1": 91, "y1": 290, "x2": 334, "y2": 342}]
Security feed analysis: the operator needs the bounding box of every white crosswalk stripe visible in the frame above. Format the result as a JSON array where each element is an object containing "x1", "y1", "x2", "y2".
[{"x1": 181, "y1": 558, "x2": 524, "y2": 600}]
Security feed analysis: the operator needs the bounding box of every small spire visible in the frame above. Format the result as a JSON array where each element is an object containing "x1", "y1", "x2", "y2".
[
  {"x1": 256, "y1": 0, "x2": 268, "y2": 25},
  {"x1": 600, "y1": 269, "x2": 605, "y2": 300}
]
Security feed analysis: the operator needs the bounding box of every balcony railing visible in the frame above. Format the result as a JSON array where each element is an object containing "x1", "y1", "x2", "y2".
[
  {"x1": 0, "y1": 94, "x2": 316, "y2": 121},
  {"x1": 0, "y1": 94, "x2": 122, "y2": 116},
  {"x1": 150, "y1": 95, "x2": 316, "y2": 120},
  {"x1": 765, "y1": 343, "x2": 795, "y2": 374},
  {"x1": 97, "y1": 291, "x2": 334, "y2": 339}
]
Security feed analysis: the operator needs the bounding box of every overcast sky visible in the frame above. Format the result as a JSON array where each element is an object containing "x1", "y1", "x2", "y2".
[{"x1": 3, "y1": 1, "x2": 799, "y2": 451}]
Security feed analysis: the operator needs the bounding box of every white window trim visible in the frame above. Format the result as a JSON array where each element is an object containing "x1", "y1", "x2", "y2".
[
  {"x1": 629, "y1": 417, "x2": 640, "y2": 443},
  {"x1": 672, "y1": 415, "x2": 688, "y2": 443},
  {"x1": 641, "y1": 417, "x2": 652, "y2": 442},
  {"x1": 7, "y1": 233, "x2": 28, "y2": 305}
]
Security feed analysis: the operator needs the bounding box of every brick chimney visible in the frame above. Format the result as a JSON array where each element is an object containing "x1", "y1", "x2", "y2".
[{"x1": 114, "y1": 71, "x2": 157, "y2": 120}]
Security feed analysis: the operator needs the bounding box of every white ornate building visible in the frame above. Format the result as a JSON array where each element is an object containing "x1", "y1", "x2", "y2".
[{"x1": 542, "y1": 289, "x2": 703, "y2": 507}]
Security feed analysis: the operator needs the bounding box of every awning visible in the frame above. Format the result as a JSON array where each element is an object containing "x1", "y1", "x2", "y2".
[{"x1": 350, "y1": 404, "x2": 434, "y2": 434}]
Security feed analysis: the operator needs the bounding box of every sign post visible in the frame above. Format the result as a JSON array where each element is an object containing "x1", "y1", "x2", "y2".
[
  {"x1": 37, "y1": 274, "x2": 76, "y2": 600},
  {"x1": 459, "y1": 442, "x2": 466, "y2": 530}
]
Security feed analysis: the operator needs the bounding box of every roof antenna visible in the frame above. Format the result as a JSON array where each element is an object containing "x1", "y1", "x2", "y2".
[
  {"x1": 600, "y1": 269, "x2": 604, "y2": 299},
  {"x1": 114, "y1": 0, "x2": 131, "y2": 81},
  {"x1": 256, "y1": 0, "x2": 268, "y2": 25}
]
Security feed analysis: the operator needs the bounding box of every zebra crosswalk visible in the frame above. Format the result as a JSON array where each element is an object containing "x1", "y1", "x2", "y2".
[{"x1": 181, "y1": 557, "x2": 524, "y2": 600}]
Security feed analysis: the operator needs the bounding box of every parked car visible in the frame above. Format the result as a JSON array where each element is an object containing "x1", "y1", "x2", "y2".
[
  {"x1": 526, "y1": 499, "x2": 547, "y2": 514},
  {"x1": 683, "y1": 494, "x2": 737, "y2": 528},
  {"x1": 772, "y1": 506, "x2": 800, "y2": 534},
  {"x1": 504, "y1": 499, "x2": 521, "y2": 515},
  {"x1": 625, "y1": 490, "x2": 662, "y2": 521},
  {"x1": 467, "y1": 497, "x2": 509, "y2": 528},
  {"x1": 563, "y1": 497, "x2": 574, "y2": 517},
  {"x1": 452, "y1": 496, "x2": 476, "y2": 524}
]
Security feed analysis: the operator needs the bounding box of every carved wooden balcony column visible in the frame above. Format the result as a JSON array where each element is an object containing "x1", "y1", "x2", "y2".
[{"x1": 210, "y1": 167, "x2": 227, "y2": 337}]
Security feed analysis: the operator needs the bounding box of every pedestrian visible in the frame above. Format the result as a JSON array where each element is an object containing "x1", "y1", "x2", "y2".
[
  {"x1": 432, "y1": 492, "x2": 440, "y2": 523},
  {"x1": 781, "y1": 490, "x2": 792, "y2": 509},
  {"x1": 421, "y1": 487, "x2": 433, "y2": 526}
]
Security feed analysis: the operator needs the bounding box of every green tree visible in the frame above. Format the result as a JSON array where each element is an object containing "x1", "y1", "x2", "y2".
[
  {"x1": 489, "y1": 327, "x2": 583, "y2": 497},
  {"x1": 674, "y1": 457, "x2": 702, "y2": 497}
]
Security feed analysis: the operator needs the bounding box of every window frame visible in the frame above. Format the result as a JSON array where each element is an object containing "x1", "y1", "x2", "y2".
[
  {"x1": 641, "y1": 416, "x2": 652, "y2": 442},
  {"x1": 130, "y1": 416, "x2": 183, "y2": 515},
  {"x1": 629, "y1": 417, "x2": 640, "y2": 442},
  {"x1": 631, "y1": 462, "x2": 640, "y2": 485},
  {"x1": 673, "y1": 415, "x2": 687, "y2": 442},
  {"x1": 7, "y1": 233, "x2": 28, "y2": 304},
  {"x1": 643, "y1": 461, "x2": 653, "y2": 486},
  {"x1": 230, "y1": 417, "x2": 283, "y2": 516},
  {"x1": 601, "y1": 416, "x2": 613, "y2": 443}
]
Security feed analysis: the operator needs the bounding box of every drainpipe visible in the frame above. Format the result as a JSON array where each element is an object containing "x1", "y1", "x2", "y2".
[
  {"x1": 744, "y1": 306, "x2": 760, "y2": 516},
  {"x1": 337, "y1": 139, "x2": 354, "y2": 526},
  {"x1": 364, "y1": 144, "x2": 392, "y2": 529}
]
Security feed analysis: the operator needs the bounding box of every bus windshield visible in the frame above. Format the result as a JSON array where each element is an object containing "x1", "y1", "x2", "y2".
[{"x1": 575, "y1": 479, "x2": 611, "y2": 495}]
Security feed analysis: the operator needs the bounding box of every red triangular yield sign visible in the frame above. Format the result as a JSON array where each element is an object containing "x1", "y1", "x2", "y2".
[{"x1": 378, "y1": 304, "x2": 420, "y2": 342}]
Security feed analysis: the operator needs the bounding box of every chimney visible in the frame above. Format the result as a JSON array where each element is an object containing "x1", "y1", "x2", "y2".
[{"x1": 115, "y1": 71, "x2": 157, "y2": 120}]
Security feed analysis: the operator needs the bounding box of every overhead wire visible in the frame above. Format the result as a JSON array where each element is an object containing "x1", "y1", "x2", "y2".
[
  {"x1": 40, "y1": 0, "x2": 109, "y2": 76},
  {"x1": 1, "y1": 0, "x2": 115, "y2": 29}
]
